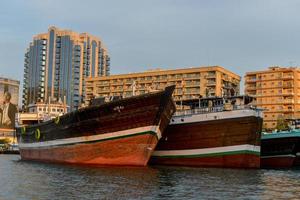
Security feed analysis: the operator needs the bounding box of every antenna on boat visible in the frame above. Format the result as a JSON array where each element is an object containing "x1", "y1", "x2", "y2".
[
  {"x1": 132, "y1": 81, "x2": 137, "y2": 96},
  {"x1": 63, "y1": 95, "x2": 66, "y2": 113},
  {"x1": 48, "y1": 97, "x2": 50, "y2": 115},
  {"x1": 180, "y1": 97, "x2": 183, "y2": 110}
]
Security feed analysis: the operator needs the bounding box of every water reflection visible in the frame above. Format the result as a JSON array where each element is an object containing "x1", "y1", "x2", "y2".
[
  {"x1": 1, "y1": 155, "x2": 300, "y2": 200},
  {"x1": 259, "y1": 169, "x2": 300, "y2": 199},
  {"x1": 10, "y1": 158, "x2": 161, "y2": 200}
]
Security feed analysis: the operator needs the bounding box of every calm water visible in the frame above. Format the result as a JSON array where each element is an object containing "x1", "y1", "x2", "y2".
[{"x1": 1, "y1": 155, "x2": 300, "y2": 200}]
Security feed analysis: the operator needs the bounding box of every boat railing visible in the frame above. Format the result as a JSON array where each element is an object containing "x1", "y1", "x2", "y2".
[{"x1": 173, "y1": 105, "x2": 257, "y2": 117}]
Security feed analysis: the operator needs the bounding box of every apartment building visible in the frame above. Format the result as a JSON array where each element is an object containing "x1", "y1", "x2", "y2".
[
  {"x1": 245, "y1": 66, "x2": 300, "y2": 129},
  {"x1": 85, "y1": 66, "x2": 240, "y2": 109},
  {"x1": 23, "y1": 26, "x2": 110, "y2": 111}
]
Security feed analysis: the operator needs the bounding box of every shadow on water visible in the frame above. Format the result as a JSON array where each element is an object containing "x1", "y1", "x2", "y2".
[{"x1": 1, "y1": 155, "x2": 300, "y2": 200}]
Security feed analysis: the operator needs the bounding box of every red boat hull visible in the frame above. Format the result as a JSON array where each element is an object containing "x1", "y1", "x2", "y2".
[
  {"x1": 151, "y1": 153, "x2": 260, "y2": 168},
  {"x1": 20, "y1": 131, "x2": 158, "y2": 166},
  {"x1": 150, "y1": 110, "x2": 262, "y2": 168},
  {"x1": 17, "y1": 86, "x2": 176, "y2": 166}
]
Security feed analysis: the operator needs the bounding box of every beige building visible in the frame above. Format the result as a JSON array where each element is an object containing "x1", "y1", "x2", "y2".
[
  {"x1": 23, "y1": 26, "x2": 110, "y2": 111},
  {"x1": 245, "y1": 66, "x2": 300, "y2": 129},
  {"x1": 85, "y1": 66, "x2": 240, "y2": 109}
]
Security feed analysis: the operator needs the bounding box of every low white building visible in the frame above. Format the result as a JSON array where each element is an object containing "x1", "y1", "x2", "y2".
[{"x1": 17, "y1": 102, "x2": 69, "y2": 125}]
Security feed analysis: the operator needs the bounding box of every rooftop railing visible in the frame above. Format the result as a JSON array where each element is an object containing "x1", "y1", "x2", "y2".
[{"x1": 173, "y1": 105, "x2": 256, "y2": 117}]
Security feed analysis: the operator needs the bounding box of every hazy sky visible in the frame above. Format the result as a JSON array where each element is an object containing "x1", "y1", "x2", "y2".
[{"x1": 1, "y1": 0, "x2": 300, "y2": 90}]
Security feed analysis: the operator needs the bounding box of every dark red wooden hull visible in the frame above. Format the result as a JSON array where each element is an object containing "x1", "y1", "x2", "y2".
[
  {"x1": 150, "y1": 154, "x2": 260, "y2": 168},
  {"x1": 20, "y1": 132, "x2": 158, "y2": 166},
  {"x1": 17, "y1": 86, "x2": 176, "y2": 166},
  {"x1": 261, "y1": 132, "x2": 300, "y2": 168},
  {"x1": 150, "y1": 110, "x2": 262, "y2": 168},
  {"x1": 261, "y1": 156, "x2": 295, "y2": 168},
  {"x1": 294, "y1": 157, "x2": 300, "y2": 166}
]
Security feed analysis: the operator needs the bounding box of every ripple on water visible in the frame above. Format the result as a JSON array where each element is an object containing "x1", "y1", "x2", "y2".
[{"x1": 1, "y1": 155, "x2": 300, "y2": 200}]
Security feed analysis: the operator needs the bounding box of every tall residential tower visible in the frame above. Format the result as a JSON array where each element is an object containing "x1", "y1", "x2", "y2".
[{"x1": 23, "y1": 26, "x2": 110, "y2": 111}]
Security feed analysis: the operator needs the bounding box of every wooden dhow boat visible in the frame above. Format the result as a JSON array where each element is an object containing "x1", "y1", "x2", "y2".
[
  {"x1": 150, "y1": 96, "x2": 263, "y2": 168},
  {"x1": 16, "y1": 86, "x2": 176, "y2": 166}
]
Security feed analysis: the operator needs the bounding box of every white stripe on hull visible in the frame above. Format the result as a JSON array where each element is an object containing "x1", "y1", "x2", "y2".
[
  {"x1": 261, "y1": 154, "x2": 296, "y2": 159},
  {"x1": 152, "y1": 144, "x2": 260, "y2": 157},
  {"x1": 19, "y1": 125, "x2": 160, "y2": 149},
  {"x1": 296, "y1": 152, "x2": 300, "y2": 156},
  {"x1": 171, "y1": 109, "x2": 262, "y2": 125}
]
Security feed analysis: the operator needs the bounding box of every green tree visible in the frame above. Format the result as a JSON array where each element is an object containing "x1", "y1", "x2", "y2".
[
  {"x1": 0, "y1": 138, "x2": 10, "y2": 151},
  {"x1": 0, "y1": 138, "x2": 10, "y2": 144},
  {"x1": 276, "y1": 116, "x2": 289, "y2": 131}
]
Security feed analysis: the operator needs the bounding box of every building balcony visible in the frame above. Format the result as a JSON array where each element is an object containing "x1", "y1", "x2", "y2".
[
  {"x1": 283, "y1": 109, "x2": 295, "y2": 112},
  {"x1": 206, "y1": 75, "x2": 216, "y2": 79},
  {"x1": 124, "y1": 88, "x2": 134, "y2": 92},
  {"x1": 110, "y1": 82, "x2": 123, "y2": 86},
  {"x1": 140, "y1": 79, "x2": 153, "y2": 83},
  {"x1": 124, "y1": 81, "x2": 134, "y2": 85},
  {"x1": 174, "y1": 92, "x2": 183, "y2": 96},
  {"x1": 206, "y1": 81, "x2": 216, "y2": 86},
  {"x1": 222, "y1": 76, "x2": 229, "y2": 81},
  {"x1": 168, "y1": 76, "x2": 182, "y2": 80},
  {"x1": 96, "y1": 89, "x2": 110, "y2": 93},
  {"x1": 283, "y1": 92, "x2": 294, "y2": 96},
  {"x1": 185, "y1": 91, "x2": 200, "y2": 95},
  {"x1": 284, "y1": 114, "x2": 295, "y2": 120},
  {"x1": 246, "y1": 86, "x2": 256, "y2": 90},
  {"x1": 185, "y1": 84, "x2": 200, "y2": 88},
  {"x1": 245, "y1": 78, "x2": 257, "y2": 82},
  {"x1": 222, "y1": 84, "x2": 233, "y2": 89},
  {"x1": 283, "y1": 99, "x2": 294, "y2": 104},
  {"x1": 154, "y1": 79, "x2": 167, "y2": 82},
  {"x1": 283, "y1": 83, "x2": 293, "y2": 88},
  {"x1": 283, "y1": 75, "x2": 294, "y2": 80},
  {"x1": 184, "y1": 75, "x2": 201, "y2": 80},
  {"x1": 111, "y1": 88, "x2": 123, "y2": 92},
  {"x1": 96, "y1": 82, "x2": 109, "y2": 86}
]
